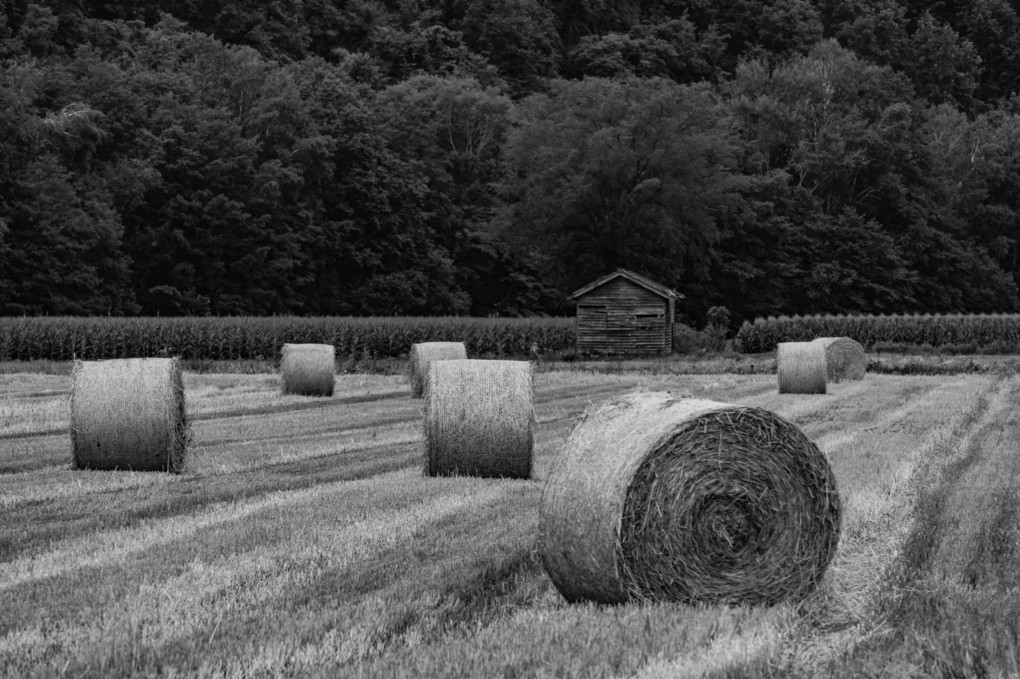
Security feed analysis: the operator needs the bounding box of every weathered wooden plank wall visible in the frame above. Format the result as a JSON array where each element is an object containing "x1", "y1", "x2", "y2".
[{"x1": 575, "y1": 278, "x2": 672, "y2": 355}]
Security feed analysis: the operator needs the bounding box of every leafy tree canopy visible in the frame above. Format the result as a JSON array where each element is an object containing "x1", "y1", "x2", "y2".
[{"x1": 2, "y1": 0, "x2": 1020, "y2": 323}]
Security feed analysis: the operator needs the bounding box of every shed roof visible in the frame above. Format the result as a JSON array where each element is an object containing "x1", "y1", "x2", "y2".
[{"x1": 568, "y1": 268, "x2": 683, "y2": 301}]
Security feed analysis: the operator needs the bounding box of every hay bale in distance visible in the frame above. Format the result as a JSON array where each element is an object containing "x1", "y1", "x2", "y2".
[
  {"x1": 423, "y1": 359, "x2": 533, "y2": 478},
  {"x1": 280, "y1": 343, "x2": 335, "y2": 396},
  {"x1": 70, "y1": 358, "x2": 188, "y2": 472},
  {"x1": 539, "y1": 392, "x2": 841, "y2": 605},
  {"x1": 409, "y1": 342, "x2": 468, "y2": 398},
  {"x1": 813, "y1": 337, "x2": 866, "y2": 383},
  {"x1": 777, "y1": 341, "x2": 827, "y2": 394}
]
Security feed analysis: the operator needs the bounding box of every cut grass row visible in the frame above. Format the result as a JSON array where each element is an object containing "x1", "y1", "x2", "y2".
[
  {"x1": 2, "y1": 370, "x2": 1003, "y2": 677},
  {"x1": 825, "y1": 375, "x2": 1020, "y2": 677},
  {"x1": 3, "y1": 373, "x2": 685, "y2": 562},
  {"x1": 3, "y1": 370, "x2": 762, "y2": 550},
  {"x1": 1, "y1": 473, "x2": 540, "y2": 677}
]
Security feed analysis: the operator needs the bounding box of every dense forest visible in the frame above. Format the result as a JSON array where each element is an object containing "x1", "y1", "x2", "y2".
[{"x1": 4, "y1": 0, "x2": 1020, "y2": 324}]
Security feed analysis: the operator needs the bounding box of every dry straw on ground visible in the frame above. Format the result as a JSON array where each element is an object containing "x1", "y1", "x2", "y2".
[
  {"x1": 539, "y1": 391, "x2": 841, "y2": 605},
  {"x1": 777, "y1": 341, "x2": 828, "y2": 394},
  {"x1": 280, "y1": 343, "x2": 335, "y2": 397},
  {"x1": 70, "y1": 357, "x2": 188, "y2": 472},
  {"x1": 409, "y1": 342, "x2": 468, "y2": 398},
  {"x1": 813, "y1": 337, "x2": 866, "y2": 383},
  {"x1": 423, "y1": 359, "x2": 533, "y2": 478}
]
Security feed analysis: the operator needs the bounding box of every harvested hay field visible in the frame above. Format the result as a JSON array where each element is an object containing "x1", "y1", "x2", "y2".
[
  {"x1": 777, "y1": 341, "x2": 827, "y2": 394},
  {"x1": 70, "y1": 357, "x2": 187, "y2": 472},
  {"x1": 3, "y1": 364, "x2": 1020, "y2": 678},
  {"x1": 539, "y1": 392, "x2": 840, "y2": 605},
  {"x1": 409, "y1": 341, "x2": 467, "y2": 398},
  {"x1": 423, "y1": 359, "x2": 533, "y2": 478},
  {"x1": 280, "y1": 343, "x2": 335, "y2": 396}
]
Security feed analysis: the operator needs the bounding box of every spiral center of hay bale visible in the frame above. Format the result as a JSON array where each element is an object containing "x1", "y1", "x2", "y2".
[
  {"x1": 814, "y1": 337, "x2": 867, "y2": 383},
  {"x1": 698, "y1": 496, "x2": 757, "y2": 555},
  {"x1": 539, "y1": 393, "x2": 841, "y2": 606},
  {"x1": 617, "y1": 409, "x2": 839, "y2": 604}
]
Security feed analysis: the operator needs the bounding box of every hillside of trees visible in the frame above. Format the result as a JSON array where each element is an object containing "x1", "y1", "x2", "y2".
[{"x1": 4, "y1": 0, "x2": 1020, "y2": 325}]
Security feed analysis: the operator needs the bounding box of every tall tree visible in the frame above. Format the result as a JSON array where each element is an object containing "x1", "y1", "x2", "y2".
[
  {"x1": 1, "y1": 0, "x2": 28, "y2": 37},
  {"x1": 727, "y1": 41, "x2": 1017, "y2": 312},
  {"x1": 373, "y1": 74, "x2": 553, "y2": 314},
  {"x1": 0, "y1": 153, "x2": 135, "y2": 314},
  {"x1": 460, "y1": 0, "x2": 560, "y2": 95},
  {"x1": 961, "y1": 0, "x2": 1020, "y2": 104},
  {"x1": 499, "y1": 77, "x2": 745, "y2": 296},
  {"x1": 903, "y1": 12, "x2": 981, "y2": 108},
  {"x1": 568, "y1": 18, "x2": 726, "y2": 83},
  {"x1": 819, "y1": 0, "x2": 910, "y2": 67}
]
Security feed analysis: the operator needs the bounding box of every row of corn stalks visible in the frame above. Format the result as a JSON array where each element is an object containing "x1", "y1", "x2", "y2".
[
  {"x1": 0, "y1": 317, "x2": 577, "y2": 361},
  {"x1": 735, "y1": 313, "x2": 1020, "y2": 353}
]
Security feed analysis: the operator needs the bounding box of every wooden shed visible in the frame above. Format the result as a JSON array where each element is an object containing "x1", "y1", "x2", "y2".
[{"x1": 569, "y1": 269, "x2": 683, "y2": 356}]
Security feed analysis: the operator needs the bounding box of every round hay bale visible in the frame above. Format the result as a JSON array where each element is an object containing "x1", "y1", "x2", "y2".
[
  {"x1": 777, "y1": 341, "x2": 827, "y2": 394},
  {"x1": 280, "y1": 343, "x2": 335, "y2": 397},
  {"x1": 813, "y1": 337, "x2": 866, "y2": 383},
  {"x1": 423, "y1": 359, "x2": 533, "y2": 479},
  {"x1": 409, "y1": 342, "x2": 468, "y2": 398},
  {"x1": 70, "y1": 358, "x2": 188, "y2": 472},
  {"x1": 539, "y1": 391, "x2": 841, "y2": 605}
]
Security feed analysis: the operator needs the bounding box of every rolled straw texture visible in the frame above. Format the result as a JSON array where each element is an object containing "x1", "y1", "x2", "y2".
[
  {"x1": 813, "y1": 337, "x2": 866, "y2": 383},
  {"x1": 70, "y1": 358, "x2": 188, "y2": 472},
  {"x1": 409, "y1": 342, "x2": 468, "y2": 398},
  {"x1": 280, "y1": 343, "x2": 335, "y2": 396},
  {"x1": 539, "y1": 391, "x2": 841, "y2": 605},
  {"x1": 423, "y1": 359, "x2": 533, "y2": 478},
  {"x1": 777, "y1": 341, "x2": 827, "y2": 394}
]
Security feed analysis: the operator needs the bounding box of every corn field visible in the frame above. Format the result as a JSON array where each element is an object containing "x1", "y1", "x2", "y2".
[
  {"x1": 735, "y1": 313, "x2": 1020, "y2": 353},
  {"x1": 0, "y1": 317, "x2": 576, "y2": 362}
]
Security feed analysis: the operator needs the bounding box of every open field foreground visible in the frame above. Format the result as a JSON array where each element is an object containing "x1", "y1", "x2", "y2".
[{"x1": 2, "y1": 369, "x2": 1020, "y2": 678}]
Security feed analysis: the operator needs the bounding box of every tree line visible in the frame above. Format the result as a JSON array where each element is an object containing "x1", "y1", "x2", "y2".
[{"x1": 3, "y1": 0, "x2": 1020, "y2": 325}]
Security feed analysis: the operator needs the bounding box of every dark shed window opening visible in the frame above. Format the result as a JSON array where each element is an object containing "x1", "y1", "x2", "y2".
[
  {"x1": 607, "y1": 312, "x2": 636, "y2": 330},
  {"x1": 635, "y1": 313, "x2": 664, "y2": 330},
  {"x1": 634, "y1": 304, "x2": 664, "y2": 330}
]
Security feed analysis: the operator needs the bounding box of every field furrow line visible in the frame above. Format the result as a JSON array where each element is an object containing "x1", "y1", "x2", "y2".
[
  {"x1": 926, "y1": 377, "x2": 1020, "y2": 583},
  {"x1": 1, "y1": 468, "x2": 489, "y2": 591},
  {"x1": 774, "y1": 374, "x2": 1002, "y2": 676},
  {"x1": 0, "y1": 475, "x2": 534, "y2": 676},
  {"x1": 0, "y1": 375, "x2": 637, "y2": 445}
]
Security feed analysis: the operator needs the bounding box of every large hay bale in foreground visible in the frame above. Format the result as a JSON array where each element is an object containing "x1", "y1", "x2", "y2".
[
  {"x1": 409, "y1": 342, "x2": 468, "y2": 398},
  {"x1": 813, "y1": 337, "x2": 866, "y2": 383},
  {"x1": 777, "y1": 341, "x2": 827, "y2": 394},
  {"x1": 280, "y1": 343, "x2": 335, "y2": 396},
  {"x1": 71, "y1": 358, "x2": 188, "y2": 472},
  {"x1": 424, "y1": 359, "x2": 533, "y2": 478},
  {"x1": 539, "y1": 392, "x2": 841, "y2": 605}
]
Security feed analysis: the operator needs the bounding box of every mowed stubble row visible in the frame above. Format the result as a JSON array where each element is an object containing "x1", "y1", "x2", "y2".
[{"x1": 1, "y1": 369, "x2": 1019, "y2": 677}]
